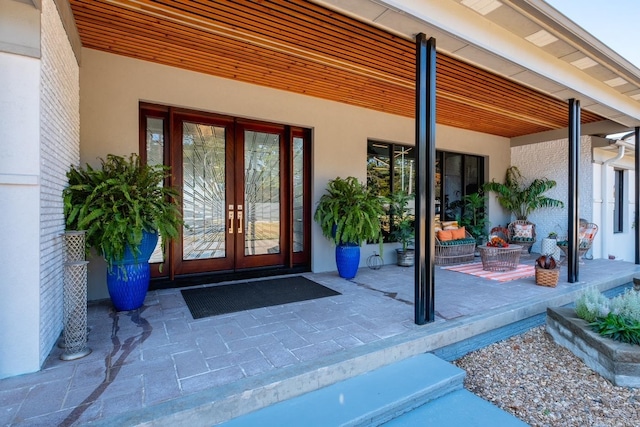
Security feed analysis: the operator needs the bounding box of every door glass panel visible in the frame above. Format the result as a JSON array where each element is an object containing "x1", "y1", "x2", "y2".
[
  {"x1": 146, "y1": 117, "x2": 165, "y2": 264},
  {"x1": 293, "y1": 137, "x2": 304, "y2": 253},
  {"x1": 182, "y1": 122, "x2": 227, "y2": 260},
  {"x1": 244, "y1": 131, "x2": 280, "y2": 256}
]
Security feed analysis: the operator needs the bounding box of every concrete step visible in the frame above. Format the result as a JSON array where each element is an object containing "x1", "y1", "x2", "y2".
[
  {"x1": 382, "y1": 389, "x2": 528, "y2": 426},
  {"x1": 222, "y1": 353, "x2": 465, "y2": 426}
]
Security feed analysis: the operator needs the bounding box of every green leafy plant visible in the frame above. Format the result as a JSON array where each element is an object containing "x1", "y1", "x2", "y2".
[
  {"x1": 63, "y1": 153, "x2": 182, "y2": 269},
  {"x1": 449, "y1": 192, "x2": 489, "y2": 243},
  {"x1": 314, "y1": 176, "x2": 383, "y2": 246},
  {"x1": 576, "y1": 288, "x2": 640, "y2": 345},
  {"x1": 483, "y1": 166, "x2": 564, "y2": 221},
  {"x1": 388, "y1": 191, "x2": 415, "y2": 252},
  {"x1": 590, "y1": 314, "x2": 640, "y2": 346}
]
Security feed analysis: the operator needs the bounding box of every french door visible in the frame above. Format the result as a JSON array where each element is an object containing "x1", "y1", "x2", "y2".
[{"x1": 141, "y1": 104, "x2": 310, "y2": 279}]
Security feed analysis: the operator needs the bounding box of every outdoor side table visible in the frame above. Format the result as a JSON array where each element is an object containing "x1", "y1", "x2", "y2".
[{"x1": 478, "y1": 245, "x2": 522, "y2": 272}]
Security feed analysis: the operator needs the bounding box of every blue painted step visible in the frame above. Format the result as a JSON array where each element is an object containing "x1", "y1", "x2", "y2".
[
  {"x1": 382, "y1": 389, "x2": 527, "y2": 426},
  {"x1": 223, "y1": 353, "x2": 465, "y2": 426}
]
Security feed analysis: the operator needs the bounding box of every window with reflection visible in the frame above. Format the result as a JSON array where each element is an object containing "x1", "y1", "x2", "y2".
[
  {"x1": 367, "y1": 141, "x2": 415, "y2": 241},
  {"x1": 368, "y1": 141, "x2": 484, "y2": 240},
  {"x1": 437, "y1": 151, "x2": 483, "y2": 221}
]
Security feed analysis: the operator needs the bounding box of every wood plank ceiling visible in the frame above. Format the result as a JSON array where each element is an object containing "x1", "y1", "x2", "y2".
[{"x1": 69, "y1": 0, "x2": 604, "y2": 138}]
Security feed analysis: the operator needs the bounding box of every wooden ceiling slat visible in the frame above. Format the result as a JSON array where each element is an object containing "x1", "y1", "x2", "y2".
[
  {"x1": 70, "y1": 0, "x2": 605, "y2": 138},
  {"x1": 75, "y1": 26, "x2": 415, "y2": 108},
  {"x1": 76, "y1": 26, "x2": 416, "y2": 114},
  {"x1": 154, "y1": 0, "x2": 415, "y2": 77}
]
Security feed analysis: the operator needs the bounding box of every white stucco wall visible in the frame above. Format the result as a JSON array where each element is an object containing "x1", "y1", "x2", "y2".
[
  {"x1": 511, "y1": 136, "x2": 593, "y2": 254},
  {"x1": 593, "y1": 146, "x2": 636, "y2": 262},
  {"x1": 0, "y1": 36, "x2": 42, "y2": 379},
  {"x1": 80, "y1": 48, "x2": 510, "y2": 300}
]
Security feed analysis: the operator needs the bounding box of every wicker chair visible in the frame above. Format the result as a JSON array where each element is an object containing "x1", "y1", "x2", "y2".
[
  {"x1": 557, "y1": 222, "x2": 598, "y2": 264},
  {"x1": 507, "y1": 220, "x2": 536, "y2": 255},
  {"x1": 435, "y1": 229, "x2": 476, "y2": 265}
]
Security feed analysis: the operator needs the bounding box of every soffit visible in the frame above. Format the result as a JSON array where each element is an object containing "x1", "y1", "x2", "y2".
[
  {"x1": 457, "y1": 0, "x2": 640, "y2": 126},
  {"x1": 68, "y1": 0, "x2": 606, "y2": 139},
  {"x1": 316, "y1": 0, "x2": 640, "y2": 134}
]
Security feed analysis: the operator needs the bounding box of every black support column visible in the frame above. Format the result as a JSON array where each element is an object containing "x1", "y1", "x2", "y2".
[
  {"x1": 635, "y1": 127, "x2": 639, "y2": 264},
  {"x1": 414, "y1": 34, "x2": 436, "y2": 325},
  {"x1": 567, "y1": 99, "x2": 580, "y2": 283}
]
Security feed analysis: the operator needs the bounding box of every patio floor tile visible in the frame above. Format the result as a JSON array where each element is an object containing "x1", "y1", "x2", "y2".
[{"x1": 1, "y1": 257, "x2": 638, "y2": 425}]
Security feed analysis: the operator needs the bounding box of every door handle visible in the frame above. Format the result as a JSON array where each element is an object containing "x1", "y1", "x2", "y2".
[
  {"x1": 237, "y1": 205, "x2": 243, "y2": 234},
  {"x1": 228, "y1": 210, "x2": 234, "y2": 234}
]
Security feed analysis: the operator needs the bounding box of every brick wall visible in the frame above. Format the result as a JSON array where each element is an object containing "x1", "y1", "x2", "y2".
[
  {"x1": 511, "y1": 136, "x2": 593, "y2": 253},
  {"x1": 39, "y1": 0, "x2": 80, "y2": 364}
]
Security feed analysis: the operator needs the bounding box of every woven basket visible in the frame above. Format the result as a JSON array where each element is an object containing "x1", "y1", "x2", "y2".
[{"x1": 535, "y1": 266, "x2": 560, "y2": 287}]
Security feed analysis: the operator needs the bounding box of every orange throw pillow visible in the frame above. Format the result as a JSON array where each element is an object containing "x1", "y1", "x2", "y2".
[
  {"x1": 451, "y1": 226, "x2": 466, "y2": 240},
  {"x1": 437, "y1": 230, "x2": 453, "y2": 241}
]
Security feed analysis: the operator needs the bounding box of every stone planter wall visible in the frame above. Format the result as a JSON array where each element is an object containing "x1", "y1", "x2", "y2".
[{"x1": 546, "y1": 307, "x2": 640, "y2": 388}]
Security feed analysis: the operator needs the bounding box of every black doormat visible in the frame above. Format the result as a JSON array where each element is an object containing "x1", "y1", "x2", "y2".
[{"x1": 181, "y1": 276, "x2": 341, "y2": 319}]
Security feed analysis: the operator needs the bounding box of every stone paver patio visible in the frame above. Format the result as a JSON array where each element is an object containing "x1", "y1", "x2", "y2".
[{"x1": 1, "y1": 254, "x2": 638, "y2": 426}]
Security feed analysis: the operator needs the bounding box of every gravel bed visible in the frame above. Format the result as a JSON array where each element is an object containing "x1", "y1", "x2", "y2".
[{"x1": 454, "y1": 326, "x2": 640, "y2": 426}]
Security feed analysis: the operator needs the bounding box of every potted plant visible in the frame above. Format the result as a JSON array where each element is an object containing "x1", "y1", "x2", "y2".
[
  {"x1": 483, "y1": 166, "x2": 564, "y2": 221},
  {"x1": 450, "y1": 192, "x2": 489, "y2": 246},
  {"x1": 63, "y1": 153, "x2": 182, "y2": 311},
  {"x1": 388, "y1": 191, "x2": 415, "y2": 266},
  {"x1": 314, "y1": 176, "x2": 383, "y2": 279},
  {"x1": 534, "y1": 254, "x2": 560, "y2": 287}
]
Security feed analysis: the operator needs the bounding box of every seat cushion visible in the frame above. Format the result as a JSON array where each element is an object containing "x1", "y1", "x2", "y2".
[{"x1": 438, "y1": 238, "x2": 476, "y2": 246}]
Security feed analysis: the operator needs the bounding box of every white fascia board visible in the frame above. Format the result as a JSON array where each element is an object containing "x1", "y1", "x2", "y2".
[{"x1": 378, "y1": 0, "x2": 640, "y2": 122}]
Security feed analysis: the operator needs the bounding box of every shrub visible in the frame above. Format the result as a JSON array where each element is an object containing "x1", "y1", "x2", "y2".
[
  {"x1": 575, "y1": 287, "x2": 609, "y2": 322},
  {"x1": 590, "y1": 314, "x2": 640, "y2": 346},
  {"x1": 575, "y1": 287, "x2": 640, "y2": 346},
  {"x1": 609, "y1": 289, "x2": 640, "y2": 322}
]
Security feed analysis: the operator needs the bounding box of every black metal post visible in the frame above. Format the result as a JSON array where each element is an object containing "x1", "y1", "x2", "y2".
[
  {"x1": 568, "y1": 99, "x2": 580, "y2": 282},
  {"x1": 635, "y1": 127, "x2": 639, "y2": 264},
  {"x1": 414, "y1": 34, "x2": 436, "y2": 325}
]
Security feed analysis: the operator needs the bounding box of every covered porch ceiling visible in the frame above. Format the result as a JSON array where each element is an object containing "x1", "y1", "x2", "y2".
[{"x1": 69, "y1": 0, "x2": 622, "y2": 140}]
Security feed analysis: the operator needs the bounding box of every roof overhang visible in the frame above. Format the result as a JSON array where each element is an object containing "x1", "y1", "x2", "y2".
[
  {"x1": 68, "y1": 0, "x2": 639, "y2": 142},
  {"x1": 313, "y1": 0, "x2": 640, "y2": 142}
]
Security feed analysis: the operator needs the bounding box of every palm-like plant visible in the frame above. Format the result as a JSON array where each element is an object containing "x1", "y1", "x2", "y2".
[
  {"x1": 483, "y1": 166, "x2": 564, "y2": 220},
  {"x1": 388, "y1": 191, "x2": 415, "y2": 252}
]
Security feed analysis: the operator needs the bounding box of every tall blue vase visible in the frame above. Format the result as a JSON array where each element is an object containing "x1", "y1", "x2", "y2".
[
  {"x1": 335, "y1": 243, "x2": 360, "y2": 279},
  {"x1": 106, "y1": 230, "x2": 159, "y2": 311}
]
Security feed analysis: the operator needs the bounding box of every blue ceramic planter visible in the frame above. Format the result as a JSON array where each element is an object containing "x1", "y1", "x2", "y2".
[
  {"x1": 106, "y1": 230, "x2": 158, "y2": 311},
  {"x1": 335, "y1": 243, "x2": 360, "y2": 279}
]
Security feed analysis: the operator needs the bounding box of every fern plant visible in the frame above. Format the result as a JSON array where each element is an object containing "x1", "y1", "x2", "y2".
[
  {"x1": 314, "y1": 176, "x2": 383, "y2": 246},
  {"x1": 63, "y1": 153, "x2": 182, "y2": 268}
]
